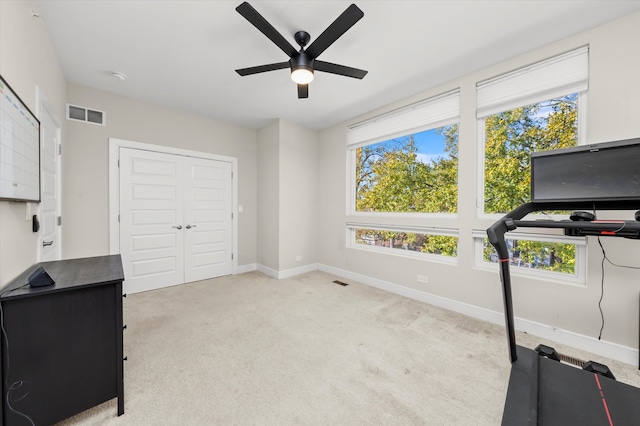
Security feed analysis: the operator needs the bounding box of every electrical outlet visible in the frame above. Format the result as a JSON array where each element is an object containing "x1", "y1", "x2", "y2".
[
  {"x1": 417, "y1": 275, "x2": 428, "y2": 283},
  {"x1": 295, "y1": 256, "x2": 302, "y2": 262}
]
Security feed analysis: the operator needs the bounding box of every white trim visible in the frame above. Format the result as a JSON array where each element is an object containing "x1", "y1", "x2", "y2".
[
  {"x1": 236, "y1": 263, "x2": 257, "y2": 274},
  {"x1": 256, "y1": 264, "x2": 279, "y2": 279},
  {"x1": 108, "y1": 138, "x2": 239, "y2": 274},
  {"x1": 348, "y1": 222, "x2": 459, "y2": 236},
  {"x1": 36, "y1": 86, "x2": 63, "y2": 262},
  {"x1": 472, "y1": 229, "x2": 587, "y2": 284},
  {"x1": 472, "y1": 229, "x2": 586, "y2": 245},
  {"x1": 257, "y1": 263, "x2": 318, "y2": 279},
  {"x1": 317, "y1": 263, "x2": 638, "y2": 366}
]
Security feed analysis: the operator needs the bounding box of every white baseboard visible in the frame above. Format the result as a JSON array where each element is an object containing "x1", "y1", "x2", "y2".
[
  {"x1": 256, "y1": 264, "x2": 279, "y2": 278},
  {"x1": 256, "y1": 263, "x2": 318, "y2": 279},
  {"x1": 317, "y1": 263, "x2": 639, "y2": 366},
  {"x1": 278, "y1": 263, "x2": 318, "y2": 279},
  {"x1": 235, "y1": 263, "x2": 257, "y2": 274}
]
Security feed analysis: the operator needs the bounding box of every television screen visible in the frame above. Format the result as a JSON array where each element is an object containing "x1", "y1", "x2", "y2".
[
  {"x1": 531, "y1": 138, "x2": 640, "y2": 203},
  {"x1": 0, "y1": 74, "x2": 41, "y2": 202}
]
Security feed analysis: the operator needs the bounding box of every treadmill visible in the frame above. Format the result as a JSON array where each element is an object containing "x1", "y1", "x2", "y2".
[
  {"x1": 488, "y1": 201, "x2": 640, "y2": 425},
  {"x1": 486, "y1": 139, "x2": 640, "y2": 425}
]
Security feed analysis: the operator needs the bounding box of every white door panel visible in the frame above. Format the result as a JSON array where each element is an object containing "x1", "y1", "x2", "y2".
[
  {"x1": 39, "y1": 104, "x2": 60, "y2": 261},
  {"x1": 184, "y1": 157, "x2": 232, "y2": 282},
  {"x1": 120, "y1": 148, "x2": 184, "y2": 294}
]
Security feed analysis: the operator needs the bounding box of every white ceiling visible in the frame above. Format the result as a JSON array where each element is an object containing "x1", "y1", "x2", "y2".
[{"x1": 35, "y1": 0, "x2": 640, "y2": 131}]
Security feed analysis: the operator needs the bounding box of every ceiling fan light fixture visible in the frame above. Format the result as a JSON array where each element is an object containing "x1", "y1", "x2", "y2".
[
  {"x1": 290, "y1": 52, "x2": 314, "y2": 84},
  {"x1": 291, "y1": 67, "x2": 314, "y2": 84}
]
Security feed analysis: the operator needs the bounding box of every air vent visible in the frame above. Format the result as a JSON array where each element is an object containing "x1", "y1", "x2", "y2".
[
  {"x1": 332, "y1": 280, "x2": 349, "y2": 286},
  {"x1": 558, "y1": 353, "x2": 586, "y2": 368},
  {"x1": 66, "y1": 104, "x2": 106, "y2": 126}
]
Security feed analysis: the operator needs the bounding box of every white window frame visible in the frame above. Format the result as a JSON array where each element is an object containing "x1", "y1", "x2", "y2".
[
  {"x1": 345, "y1": 90, "x2": 461, "y2": 262},
  {"x1": 476, "y1": 46, "x2": 589, "y2": 220},
  {"x1": 473, "y1": 230, "x2": 587, "y2": 285},
  {"x1": 348, "y1": 223, "x2": 459, "y2": 264}
]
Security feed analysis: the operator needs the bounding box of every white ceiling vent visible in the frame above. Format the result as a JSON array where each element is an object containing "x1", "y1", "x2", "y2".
[{"x1": 66, "y1": 104, "x2": 106, "y2": 126}]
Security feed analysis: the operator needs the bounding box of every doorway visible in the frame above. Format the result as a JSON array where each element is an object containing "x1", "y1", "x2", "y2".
[{"x1": 38, "y1": 97, "x2": 62, "y2": 261}]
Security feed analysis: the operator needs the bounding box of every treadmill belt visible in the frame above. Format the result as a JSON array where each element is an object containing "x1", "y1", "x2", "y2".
[{"x1": 503, "y1": 346, "x2": 640, "y2": 425}]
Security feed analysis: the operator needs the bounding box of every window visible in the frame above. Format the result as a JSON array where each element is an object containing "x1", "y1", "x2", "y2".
[
  {"x1": 348, "y1": 89, "x2": 460, "y2": 215},
  {"x1": 476, "y1": 47, "x2": 589, "y2": 282},
  {"x1": 350, "y1": 225, "x2": 458, "y2": 261},
  {"x1": 346, "y1": 90, "x2": 460, "y2": 261},
  {"x1": 473, "y1": 231, "x2": 586, "y2": 284},
  {"x1": 355, "y1": 125, "x2": 458, "y2": 214},
  {"x1": 482, "y1": 93, "x2": 578, "y2": 214},
  {"x1": 477, "y1": 47, "x2": 588, "y2": 216}
]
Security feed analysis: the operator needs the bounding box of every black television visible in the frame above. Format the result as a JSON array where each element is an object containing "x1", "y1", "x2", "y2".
[{"x1": 530, "y1": 138, "x2": 640, "y2": 203}]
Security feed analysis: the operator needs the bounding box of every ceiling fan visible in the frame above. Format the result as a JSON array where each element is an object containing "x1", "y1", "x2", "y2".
[{"x1": 235, "y1": 2, "x2": 368, "y2": 99}]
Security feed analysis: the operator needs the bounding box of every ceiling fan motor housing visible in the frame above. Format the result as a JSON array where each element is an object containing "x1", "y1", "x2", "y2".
[{"x1": 290, "y1": 52, "x2": 314, "y2": 72}]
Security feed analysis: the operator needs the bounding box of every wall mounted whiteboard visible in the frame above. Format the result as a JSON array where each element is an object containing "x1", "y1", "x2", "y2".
[{"x1": 0, "y1": 75, "x2": 40, "y2": 202}]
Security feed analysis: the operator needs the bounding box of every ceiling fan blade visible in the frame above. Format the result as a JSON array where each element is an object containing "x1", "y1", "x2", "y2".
[
  {"x1": 315, "y1": 60, "x2": 368, "y2": 79},
  {"x1": 298, "y1": 84, "x2": 308, "y2": 99},
  {"x1": 235, "y1": 62, "x2": 290, "y2": 76},
  {"x1": 236, "y1": 2, "x2": 298, "y2": 58},
  {"x1": 305, "y1": 4, "x2": 364, "y2": 59}
]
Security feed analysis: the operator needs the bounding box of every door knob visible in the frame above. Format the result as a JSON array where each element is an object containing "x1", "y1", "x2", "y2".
[
  {"x1": 43, "y1": 240, "x2": 54, "y2": 247},
  {"x1": 172, "y1": 225, "x2": 182, "y2": 230},
  {"x1": 186, "y1": 224, "x2": 197, "y2": 229}
]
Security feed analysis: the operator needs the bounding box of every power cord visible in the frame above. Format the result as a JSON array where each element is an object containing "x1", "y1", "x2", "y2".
[
  {"x1": 1, "y1": 283, "x2": 36, "y2": 426},
  {"x1": 596, "y1": 236, "x2": 640, "y2": 341}
]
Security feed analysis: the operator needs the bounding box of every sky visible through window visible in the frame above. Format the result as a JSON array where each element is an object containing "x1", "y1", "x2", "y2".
[{"x1": 412, "y1": 128, "x2": 447, "y2": 164}]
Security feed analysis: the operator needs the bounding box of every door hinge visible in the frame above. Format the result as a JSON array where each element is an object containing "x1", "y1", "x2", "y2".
[
  {"x1": 118, "y1": 214, "x2": 120, "y2": 223},
  {"x1": 231, "y1": 212, "x2": 233, "y2": 220},
  {"x1": 57, "y1": 216, "x2": 62, "y2": 226},
  {"x1": 118, "y1": 159, "x2": 120, "y2": 167},
  {"x1": 231, "y1": 171, "x2": 233, "y2": 179},
  {"x1": 58, "y1": 144, "x2": 62, "y2": 155},
  {"x1": 231, "y1": 253, "x2": 233, "y2": 260}
]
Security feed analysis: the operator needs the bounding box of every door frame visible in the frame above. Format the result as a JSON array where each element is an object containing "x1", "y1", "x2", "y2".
[
  {"x1": 108, "y1": 138, "x2": 238, "y2": 274},
  {"x1": 36, "y1": 87, "x2": 62, "y2": 261}
]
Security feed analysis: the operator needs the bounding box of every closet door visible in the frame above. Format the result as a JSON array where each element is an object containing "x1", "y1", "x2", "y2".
[
  {"x1": 183, "y1": 157, "x2": 233, "y2": 282},
  {"x1": 119, "y1": 148, "x2": 185, "y2": 294},
  {"x1": 119, "y1": 148, "x2": 233, "y2": 294}
]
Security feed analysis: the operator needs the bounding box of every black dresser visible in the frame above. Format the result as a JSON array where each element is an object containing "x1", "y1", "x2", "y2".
[{"x1": 0, "y1": 255, "x2": 125, "y2": 425}]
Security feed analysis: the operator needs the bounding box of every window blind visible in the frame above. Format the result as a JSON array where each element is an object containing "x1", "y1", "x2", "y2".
[
  {"x1": 476, "y1": 46, "x2": 588, "y2": 118},
  {"x1": 347, "y1": 89, "x2": 460, "y2": 147}
]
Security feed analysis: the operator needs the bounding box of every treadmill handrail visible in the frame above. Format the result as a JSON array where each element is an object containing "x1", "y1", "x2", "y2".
[{"x1": 486, "y1": 200, "x2": 640, "y2": 363}]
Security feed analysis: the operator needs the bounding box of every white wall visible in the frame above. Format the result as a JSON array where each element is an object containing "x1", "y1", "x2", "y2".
[
  {"x1": 257, "y1": 119, "x2": 319, "y2": 274},
  {"x1": 279, "y1": 120, "x2": 318, "y2": 271},
  {"x1": 257, "y1": 120, "x2": 280, "y2": 270},
  {"x1": 318, "y1": 12, "x2": 640, "y2": 352},
  {"x1": 0, "y1": 0, "x2": 67, "y2": 286},
  {"x1": 64, "y1": 83, "x2": 258, "y2": 266}
]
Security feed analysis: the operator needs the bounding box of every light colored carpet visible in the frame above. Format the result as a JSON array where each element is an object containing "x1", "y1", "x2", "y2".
[{"x1": 57, "y1": 271, "x2": 640, "y2": 425}]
